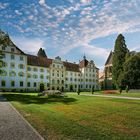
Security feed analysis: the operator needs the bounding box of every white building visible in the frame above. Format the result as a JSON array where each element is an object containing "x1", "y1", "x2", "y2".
[{"x1": 0, "y1": 31, "x2": 99, "y2": 92}]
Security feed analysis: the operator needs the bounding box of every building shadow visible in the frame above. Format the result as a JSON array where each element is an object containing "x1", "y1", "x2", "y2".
[{"x1": 2, "y1": 93, "x2": 77, "y2": 105}]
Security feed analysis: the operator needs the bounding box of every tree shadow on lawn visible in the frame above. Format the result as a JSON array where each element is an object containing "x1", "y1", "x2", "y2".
[{"x1": 3, "y1": 93, "x2": 77, "y2": 105}]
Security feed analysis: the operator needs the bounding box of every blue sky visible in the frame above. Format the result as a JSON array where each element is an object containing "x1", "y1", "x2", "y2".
[{"x1": 0, "y1": 0, "x2": 140, "y2": 70}]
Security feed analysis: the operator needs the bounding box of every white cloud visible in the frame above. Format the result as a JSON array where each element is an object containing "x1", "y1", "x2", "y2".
[
  {"x1": 81, "y1": 0, "x2": 92, "y2": 5},
  {"x1": 11, "y1": 37, "x2": 45, "y2": 55},
  {"x1": 38, "y1": 0, "x2": 46, "y2": 6},
  {"x1": 0, "y1": 2, "x2": 9, "y2": 9}
]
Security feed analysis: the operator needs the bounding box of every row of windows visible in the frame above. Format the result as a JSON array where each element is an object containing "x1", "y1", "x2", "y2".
[
  {"x1": 27, "y1": 73, "x2": 49, "y2": 79},
  {"x1": 2, "y1": 46, "x2": 15, "y2": 52},
  {"x1": 52, "y1": 79, "x2": 64, "y2": 84},
  {"x1": 2, "y1": 62, "x2": 25, "y2": 69},
  {"x1": 2, "y1": 53, "x2": 24, "y2": 61},
  {"x1": 27, "y1": 67, "x2": 49, "y2": 73},
  {"x1": 65, "y1": 78, "x2": 95, "y2": 82},
  {"x1": 1, "y1": 81, "x2": 37, "y2": 87},
  {"x1": 1, "y1": 71, "x2": 25, "y2": 77},
  {"x1": 52, "y1": 64, "x2": 63, "y2": 69}
]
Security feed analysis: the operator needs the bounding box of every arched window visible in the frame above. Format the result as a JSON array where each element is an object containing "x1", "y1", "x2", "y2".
[
  {"x1": 33, "y1": 74, "x2": 38, "y2": 79},
  {"x1": 9, "y1": 71, "x2": 16, "y2": 77},
  {"x1": 57, "y1": 80, "x2": 60, "y2": 84},
  {"x1": 18, "y1": 72, "x2": 24, "y2": 77},
  {"x1": 1, "y1": 70, "x2": 7, "y2": 76}
]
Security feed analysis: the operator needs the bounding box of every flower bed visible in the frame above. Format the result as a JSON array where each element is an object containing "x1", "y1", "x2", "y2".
[{"x1": 102, "y1": 90, "x2": 118, "y2": 94}]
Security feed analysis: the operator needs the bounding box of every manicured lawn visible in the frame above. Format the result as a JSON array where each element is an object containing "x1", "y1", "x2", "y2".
[{"x1": 2, "y1": 92, "x2": 140, "y2": 140}]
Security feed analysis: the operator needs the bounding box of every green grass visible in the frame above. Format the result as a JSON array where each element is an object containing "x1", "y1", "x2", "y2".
[
  {"x1": 78, "y1": 91, "x2": 140, "y2": 98},
  {"x1": 2, "y1": 92, "x2": 140, "y2": 140}
]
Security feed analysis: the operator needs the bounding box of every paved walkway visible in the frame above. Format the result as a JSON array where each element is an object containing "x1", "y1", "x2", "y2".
[
  {"x1": 81, "y1": 94, "x2": 140, "y2": 100},
  {"x1": 0, "y1": 95, "x2": 44, "y2": 140}
]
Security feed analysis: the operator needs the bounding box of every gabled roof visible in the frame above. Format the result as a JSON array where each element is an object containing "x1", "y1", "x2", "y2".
[
  {"x1": 27, "y1": 54, "x2": 52, "y2": 68},
  {"x1": 105, "y1": 51, "x2": 113, "y2": 65},
  {"x1": 79, "y1": 59, "x2": 89, "y2": 68},
  {"x1": 63, "y1": 61, "x2": 80, "y2": 72},
  {"x1": 0, "y1": 30, "x2": 25, "y2": 54}
]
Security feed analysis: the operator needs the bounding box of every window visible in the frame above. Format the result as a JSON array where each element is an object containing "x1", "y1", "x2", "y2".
[
  {"x1": 1, "y1": 80, "x2": 6, "y2": 87},
  {"x1": 20, "y1": 81, "x2": 23, "y2": 87},
  {"x1": 57, "y1": 80, "x2": 60, "y2": 84},
  {"x1": 61, "y1": 66, "x2": 63, "y2": 69},
  {"x1": 27, "y1": 67, "x2": 31, "y2": 71},
  {"x1": 2, "y1": 62, "x2": 7, "y2": 67},
  {"x1": 27, "y1": 73, "x2": 31, "y2": 78},
  {"x1": 2, "y1": 53, "x2": 5, "y2": 58},
  {"x1": 19, "y1": 64, "x2": 24, "y2": 69},
  {"x1": 27, "y1": 82, "x2": 30, "y2": 87},
  {"x1": 2, "y1": 46, "x2": 5, "y2": 50},
  {"x1": 11, "y1": 55, "x2": 15, "y2": 60},
  {"x1": 9, "y1": 71, "x2": 16, "y2": 77},
  {"x1": 20, "y1": 56, "x2": 24, "y2": 61},
  {"x1": 11, "y1": 48, "x2": 15, "y2": 52},
  {"x1": 40, "y1": 68, "x2": 44, "y2": 72},
  {"x1": 52, "y1": 79, "x2": 55, "y2": 84},
  {"x1": 70, "y1": 78, "x2": 72, "y2": 81},
  {"x1": 11, "y1": 81, "x2": 15, "y2": 87},
  {"x1": 62, "y1": 80, "x2": 64, "y2": 84},
  {"x1": 18, "y1": 72, "x2": 24, "y2": 77},
  {"x1": 34, "y1": 82, "x2": 36, "y2": 87},
  {"x1": 1, "y1": 70, "x2": 7, "y2": 76},
  {"x1": 10, "y1": 63, "x2": 15, "y2": 68},
  {"x1": 33, "y1": 68, "x2": 38, "y2": 72},
  {"x1": 40, "y1": 75, "x2": 44, "y2": 79},
  {"x1": 75, "y1": 85, "x2": 77, "y2": 88},
  {"x1": 33, "y1": 74, "x2": 38, "y2": 79}
]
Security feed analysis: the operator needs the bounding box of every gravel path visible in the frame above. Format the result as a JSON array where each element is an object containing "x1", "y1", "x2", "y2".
[
  {"x1": 0, "y1": 95, "x2": 44, "y2": 140},
  {"x1": 81, "y1": 94, "x2": 140, "y2": 100}
]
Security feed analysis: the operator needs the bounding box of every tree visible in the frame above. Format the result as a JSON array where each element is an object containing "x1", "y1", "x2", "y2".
[
  {"x1": 91, "y1": 85, "x2": 94, "y2": 94},
  {"x1": 0, "y1": 50, "x2": 3, "y2": 74},
  {"x1": 37, "y1": 48, "x2": 47, "y2": 57},
  {"x1": 77, "y1": 86, "x2": 80, "y2": 95},
  {"x1": 122, "y1": 52, "x2": 140, "y2": 89},
  {"x1": 112, "y1": 34, "x2": 129, "y2": 88}
]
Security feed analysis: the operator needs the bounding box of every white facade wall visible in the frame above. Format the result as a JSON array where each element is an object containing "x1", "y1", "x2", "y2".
[
  {"x1": 26, "y1": 66, "x2": 49, "y2": 91},
  {"x1": 0, "y1": 46, "x2": 99, "y2": 91}
]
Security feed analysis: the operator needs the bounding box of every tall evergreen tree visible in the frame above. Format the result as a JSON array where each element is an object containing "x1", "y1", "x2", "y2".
[
  {"x1": 37, "y1": 48, "x2": 47, "y2": 57},
  {"x1": 123, "y1": 52, "x2": 140, "y2": 89},
  {"x1": 112, "y1": 34, "x2": 129, "y2": 88}
]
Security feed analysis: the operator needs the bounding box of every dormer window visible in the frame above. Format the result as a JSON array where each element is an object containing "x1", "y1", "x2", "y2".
[{"x1": 11, "y1": 48, "x2": 15, "y2": 52}]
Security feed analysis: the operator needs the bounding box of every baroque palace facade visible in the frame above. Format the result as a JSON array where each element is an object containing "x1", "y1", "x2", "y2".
[{"x1": 0, "y1": 31, "x2": 99, "y2": 92}]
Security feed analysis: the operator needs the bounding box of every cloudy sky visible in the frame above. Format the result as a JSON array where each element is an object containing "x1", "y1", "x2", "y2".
[{"x1": 0, "y1": 0, "x2": 140, "y2": 70}]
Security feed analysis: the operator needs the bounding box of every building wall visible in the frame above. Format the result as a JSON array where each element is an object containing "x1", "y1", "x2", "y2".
[
  {"x1": 0, "y1": 46, "x2": 99, "y2": 92},
  {"x1": 0, "y1": 45, "x2": 27, "y2": 91}
]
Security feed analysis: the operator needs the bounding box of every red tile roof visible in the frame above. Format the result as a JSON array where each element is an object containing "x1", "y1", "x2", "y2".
[
  {"x1": 27, "y1": 55, "x2": 80, "y2": 72},
  {"x1": 79, "y1": 59, "x2": 89, "y2": 68},
  {"x1": 27, "y1": 54, "x2": 52, "y2": 68},
  {"x1": 63, "y1": 61, "x2": 80, "y2": 72}
]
